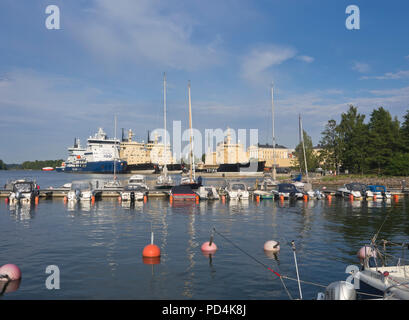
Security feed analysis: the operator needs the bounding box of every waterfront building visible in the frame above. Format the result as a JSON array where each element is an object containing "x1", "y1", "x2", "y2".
[
  {"x1": 247, "y1": 143, "x2": 295, "y2": 168},
  {"x1": 120, "y1": 129, "x2": 176, "y2": 168},
  {"x1": 216, "y1": 128, "x2": 249, "y2": 164}
]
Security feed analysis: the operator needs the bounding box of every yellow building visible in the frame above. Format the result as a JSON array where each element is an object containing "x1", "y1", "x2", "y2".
[
  {"x1": 204, "y1": 128, "x2": 248, "y2": 165},
  {"x1": 247, "y1": 143, "x2": 295, "y2": 168},
  {"x1": 120, "y1": 129, "x2": 175, "y2": 166}
]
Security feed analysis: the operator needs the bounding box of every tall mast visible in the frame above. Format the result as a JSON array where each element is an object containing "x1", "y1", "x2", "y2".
[
  {"x1": 299, "y1": 114, "x2": 309, "y2": 182},
  {"x1": 272, "y1": 82, "x2": 277, "y2": 181},
  {"x1": 163, "y1": 72, "x2": 168, "y2": 177},
  {"x1": 114, "y1": 114, "x2": 117, "y2": 180},
  {"x1": 188, "y1": 81, "x2": 193, "y2": 182}
]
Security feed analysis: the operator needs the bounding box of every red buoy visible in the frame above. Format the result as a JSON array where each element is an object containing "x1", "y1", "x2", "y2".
[
  {"x1": 0, "y1": 264, "x2": 21, "y2": 281},
  {"x1": 143, "y1": 231, "x2": 161, "y2": 258},
  {"x1": 201, "y1": 241, "x2": 218, "y2": 254},
  {"x1": 201, "y1": 234, "x2": 217, "y2": 254},
  {"x1": 142, "y1": 244, "x2": 161, "y2": 258}
]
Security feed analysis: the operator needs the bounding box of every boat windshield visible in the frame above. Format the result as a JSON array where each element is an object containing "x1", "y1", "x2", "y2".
[
  {"x1": 125, "y1": 185, "x2": 144, "y2": 191},
  {"x1": 231, "y1": 184, "x2": 246, "y2": 191},
  {"x1": 129, "y1": 179, "x2": 144, "y2": 184},
  {"x1": 71, "y1": 182, "x2": 91, "y2": 191},
  {"x1": 278, "y1": 184, "x2": 296, "y2": 193},
  {"x1": 369, "y1": 185, "x2": 386, "y2": 193},
  {"x1": 346, "y1": 183, "x2": 366, "y2": 191},
  {"x1": 13, "y1": 183, "x2": 33, "y2": 193}
]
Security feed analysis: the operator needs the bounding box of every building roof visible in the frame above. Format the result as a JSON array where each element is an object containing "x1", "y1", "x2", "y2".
[{"x1": 257, "y1": 143, "x2": 289, "y2": 149}]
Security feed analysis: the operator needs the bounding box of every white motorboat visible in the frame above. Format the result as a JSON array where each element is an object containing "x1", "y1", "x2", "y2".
[
  {"x1": 367, "y1": 185, "x2": 392, "y2": 200},
  {"x1": 225, "y1": 182, "x2": 249, "y2": 200},
  {"x1": 196, "y1": 186, "x2": 220, "y2": 200},
  {"x1": 67, "y1": 181, "x2": 95, "y2": 201},
  {"x1": 120, "y1": 184, "x2": 147, "y2": 202},
  {"x1": 336, "y1": 183, "x2": 373, "y2": 199},
  {"x1": 8, "y1": 179, "x2": 40, "y2": 205},
  {"x1": 128, "y1": 174, "x2": 149, "y2": 191},
  {"x1": 260, "y1": 174, "x2": 278, "y2": 190},
  {"x1": 302, "y1": 182, "x2": 325, "y2": 200}
]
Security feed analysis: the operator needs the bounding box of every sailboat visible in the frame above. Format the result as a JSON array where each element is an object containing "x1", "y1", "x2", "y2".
[
  {"x1": 103, "y1": 115, "x2": 123, "y2": 190},
  {"x1": 180, "y1": 81, "x2": 202, "y2": 189},
  {"x1": 156, "y1": 73, "x2": 174, "y2": 190},
  {"x1": 259, "y1": 83, "x2": 278, "y2": 193},
  {"x1": 296, "y1": 115, "x2": 324, "y2": 199}
]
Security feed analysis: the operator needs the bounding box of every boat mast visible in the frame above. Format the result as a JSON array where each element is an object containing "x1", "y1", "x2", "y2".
[
  {"x1": 271, "y1": 82, "x2": 277, "y2": 181},
  {"x1": 299, "y1": 114, "x2": 309, "y2": 182},
  {"x1": 114, "y1": 114, "x2": 117, "y2": 180},
  {"x1": 188, "y1": 81, "x2": 194, "y2": 182},
  {"x1": 163, "y1": 72, "x2": 168, "y2": 177}
]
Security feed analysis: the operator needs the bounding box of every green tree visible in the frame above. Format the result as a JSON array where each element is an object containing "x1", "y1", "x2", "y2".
[
  {"x1": 385, "y1": 153, "x2": 409, "y2": 176},
  {"x1": 319, "y1": 119, "x2": 342, "y2": 173},
  {"x1": 337, "y1": 105, "x2": 369, "y2": 174},
  {"x1": 366, "y1": 107, "x2": 401, "y2": 174},
  {"x1": 21, "y1": 160, "x2": 63, "y2": 170},
  {"x1": 293, "y1": 130, "x2": 319, "y2": 173},
  {"x1": 0, "y1": 159, "x2": 7, "y2": 170},
  {"x1": 401, "y1": 110, "x2": 409, "y2": 152}
]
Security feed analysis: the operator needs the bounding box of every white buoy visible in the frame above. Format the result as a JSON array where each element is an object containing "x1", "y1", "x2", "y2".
[{"x1": 264, "y1": 240, "x2": 280, "y2": 253}]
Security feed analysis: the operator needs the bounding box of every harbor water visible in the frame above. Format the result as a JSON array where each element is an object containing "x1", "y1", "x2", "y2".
[{"x1": 1, "y1": 171, "x2": 408, "y2": 300}]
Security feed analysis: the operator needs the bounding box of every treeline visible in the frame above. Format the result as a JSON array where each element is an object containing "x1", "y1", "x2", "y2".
[
  {"x1": 0, "y1": 159, "x2": 64, "y2": 170},
  {"x1": 294, "y1": 105, "x2": 409, "y2": 176},
  {"x1": 21, "y1": 160, "x2": 64, "y2": 170}
]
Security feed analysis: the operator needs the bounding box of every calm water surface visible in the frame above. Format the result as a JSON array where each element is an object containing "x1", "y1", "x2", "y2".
[{"x1": 1, "y1": 171, "x2": 408, "y2": 300}]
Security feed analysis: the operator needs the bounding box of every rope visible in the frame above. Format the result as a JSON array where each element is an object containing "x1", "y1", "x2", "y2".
[
  {"x1": 371, "y1": 212, "x2": 390, "y2": 245},
  {"x1": 213, "y1": 228, "x2": 294, "y2": 300}
]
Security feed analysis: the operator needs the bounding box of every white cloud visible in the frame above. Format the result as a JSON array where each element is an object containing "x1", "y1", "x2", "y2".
[
  {"x1": 296, "y1": 55, "x2": 314, "y2": 63},
  {"x1": 352, "y1": 61, "x2": 370, "y2": 73},
  {"x1": 240, "y1": 45, "x2": 297, "y2": 84},
  {"x1": 361, "y1": 70, "x2": 409, "y2": 80},
  {"x1": 70, "y1": 0, "x2": 223, "y2": 71}
]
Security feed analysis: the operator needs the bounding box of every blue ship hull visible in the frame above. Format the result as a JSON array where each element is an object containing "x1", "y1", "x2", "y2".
[{"x1": 56, "y1": 160, "x2": 127, "y2": 173}]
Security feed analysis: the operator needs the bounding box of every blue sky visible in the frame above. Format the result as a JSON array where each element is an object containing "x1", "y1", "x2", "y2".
[{"x1": 0, "y1": 0, "x2": 409, "y2": 163}]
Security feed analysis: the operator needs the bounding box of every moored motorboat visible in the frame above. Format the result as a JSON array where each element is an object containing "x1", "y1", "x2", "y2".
[
  {"x1": 170, "y1": 185, "x2": 198, "y2": 201},
  {"x1": 272, "y1": 183, "x2": 304, "y2": 200},
  {"x1": 128, "y1": 174, "x2": 149, "y2": 192},
  {"x1": 120, "y1": 184, "x2": 147, "y2": 202},
  {"x1": 225, "y1": 182, "x2": 249, "y2": 200},
  {"x1": 8, "y1": 179, "x2": 40, "y2": 205},
  {"x1": 67, "y1": 181, "x2": 95, "y2": 201},
  {"x1": 336, "y1": 183, "x2": 373, "y2": 200},
  {"x1": 253, "y1": 190, "x2": 274, "y2": 199},
  {"x1": 367, "y1": 185, "x2": 392, "y2": 200},
  {"x1": 42, "y1": 167, "x2": 54, "y2": 171},
  {"x1": 196, "y1": 186, "x2": 220, "y2": 200}
]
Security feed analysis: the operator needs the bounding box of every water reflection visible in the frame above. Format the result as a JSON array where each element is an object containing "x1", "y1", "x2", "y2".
[
  {"x1": 183, "y1": 210, "x2": 197, "y2": 298},
  {"x1": 0, "y1": 279, "x2": 21, "y2": 295},
  {"x1": 8, "y1": 202, "x2": 36, "y2": 221}
]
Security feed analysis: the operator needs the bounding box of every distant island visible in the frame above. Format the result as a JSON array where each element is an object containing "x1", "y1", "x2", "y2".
[{"x1": 0, "y1": 159, "x2": 63, "y2": 170}]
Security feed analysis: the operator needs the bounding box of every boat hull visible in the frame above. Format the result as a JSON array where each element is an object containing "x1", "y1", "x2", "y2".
[
  {"x1": 217, "y1": 161, "x2": 265, "y2": 172},
  {"x1": 56, "y1": 160, "x2": 127, "y2": 173}
]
